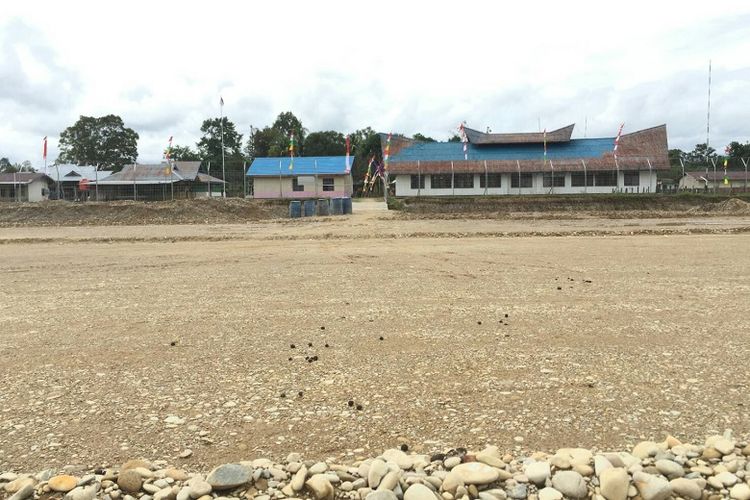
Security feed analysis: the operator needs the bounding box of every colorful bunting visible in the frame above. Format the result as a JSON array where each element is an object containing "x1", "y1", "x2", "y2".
[
  {"x1": 288, "y1": 133, "x2": 295, "y2": 170},
  {"x1": 384, "y1": 133, "x2": 391, "y2": 171},
  {"x1": 345, "y1": 135, "x2": 351, "y2": 173},
  {"x1": 42, "y1": 136, "x2": 48, "y2": 160},
  {"x1": 458, "y1": 122, "x2": 468, "y2": 160},
  {"x1": 613, "y1": 123, "x2": 624, "y2": 159}
]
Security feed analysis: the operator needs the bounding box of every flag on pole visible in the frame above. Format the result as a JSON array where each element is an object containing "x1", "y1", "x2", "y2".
[
  {"x1": 458, "y1": 122, "x2": 468, "y2": 160},
  {"x1": 43, "y1": 136, "x2": 48, "y2": 160},
  {"x1": 362, "y1": 155, "x2": 374, "y2": 192},
  {"x1": 220, "y1": 96, "x2": 224, "y2": 107},
  {"x1": 384, "y1": 133, "x2": 392, "y2": 171},
  {"x1": 543, "y1": 128, "x2": 547, "y2": 166},
  {"x1": 613, "y1": 123, "x2": 624, "y2": 159},
  {"x1": 288, "y1": 133, "x2": 295, "y2": 170},
  {"x1": 165, "y1": 136, "x2": 173, "y2": 159},
  {"x1": 345, "y1": 135, "x2": 351, "y2": 173}
]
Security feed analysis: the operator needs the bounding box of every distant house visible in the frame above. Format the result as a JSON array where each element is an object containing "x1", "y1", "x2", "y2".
[
  {"x1": 91, "y1": 161, "x2": 225, "y2": 201},
  {"x1": 0, "y1": 173, "x2": 52, "y2": 202},
  {"x1": 679, "y1": 171, "x2": 749, "y2": 192},
  {"x1": 385, "y1": 124, "x2": 669, "y2": 196},
  {"x1": 246, "y1": 156, "x2": 353, "y2": 199},
  {"x1": 46, "y1": 164, "x2": 113, "y2": 200}
]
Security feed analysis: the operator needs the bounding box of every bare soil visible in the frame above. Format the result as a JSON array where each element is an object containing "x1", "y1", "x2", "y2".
[{"x1": 0, "y1": 208, "x2": 748, "y2": 473}]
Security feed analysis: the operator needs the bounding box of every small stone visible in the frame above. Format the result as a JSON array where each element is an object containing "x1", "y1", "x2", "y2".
[
  {"x1": 476, "y1": 446, "x2": 505, "y2": 468},
  {"x1": 187, "y1": 479, "x2": 211, "y2": 499},
  {"x1": 525, "y1": 462, "x2": 551, "y2": 485},
  {"x1": 712, "y1": 438, "x2": 736, "y2": 455},
  {"x1": 594, "y1": 456, "x2": 613, "y2": 477},
  {"x1": 377, "y1": 471, "x2": 400, "y2": 492},
  {"x1": 206, "y1": 464, "x2": 251, "y2": 490},
  {"x1": 122, "y1": 460, "x2": 152, "y2": 471},
  {"x1": 7, "y1": 484, "x2": 34, "y2": 500},
  {"x1": 444, "y1": 457, "x2": 462, "y2": 469},
  {"x1": 49, "y1": 475, "x2": 79, "y2": 493},
  {"x1": 730, "y1": 483, "x2": 750, "y2": 500},
  {"x1": 655, "y1": 459, "x2": 684, "y2": 479},
  {"x1": 291, "y1": 466, "x2": 308, "y2": 491},
  {"x1": 383, "y1": 448, "x2": 414, "y2": 470},
  {"x1": 550, "y1": 455, "x2": 571, "y2": 470},
  {"x1": 366, "y1": 491, "x2": 398, "y2": 500},
  {"x1": 4, "y1": 477, "x2": 35, "y2": 494},
  {"x1": 632, "y1": 442, "x2": 659, "y2": 460},
  {"x1": 405, "y1": 483, "x2": 438, "y2": 500},
  {"x1": 537, "y1": 487, "x2": 563, "y2": 500},
  {"x1": 305, "y1": 474, "x2": 334, "y2": 500},
  {"x1": 179, "y1": 449, "x2": 193, "y2": 459},
  {"x1": 633, "y1": 471, "x2": 672, "y2": 500},
  {"x1": 599, "y1": 468, "x2": 629, "y2": 500},
  {"x1": 117, "y1": 470, "x2": 143, "y2": 494},
  {"x1": 176, "y1": 487, "x2": 191, "y2": 500},
  {"x1": 368, "y1": 459, "x2": 389, "y2": 488},
  {"x1": 669, "y1": 478, "x2": 702, "y2": 500},
  {"x1": 309, "y1": 462, "x2": 328, "y2": 475},
  {"x1": 164, "y1": 469, "x2": 189, "y2": 482},
  {"x1": 450, "y1": 463, "x2": 500, "y2": 485},
  {"x1": 154, "y1": 486, "x2": 178, "y2": 500},
  {"x1": 64, "y1": 485, "x2": 98, "y2": 500},
  {"x1": 714, "y1": 471, "x2": 738, "y2": 486},
  {"x1": 551, "y1": 471, "x2": 587, "y2": 499},
  {"x1": 506, "y1": 484, "x2": 527, "y2": 500}
]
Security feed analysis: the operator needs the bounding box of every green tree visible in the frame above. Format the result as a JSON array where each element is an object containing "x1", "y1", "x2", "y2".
[
  {"x1": 413, "y1": 133, "x2": 436, "y2": 142},
  {"x1": 685, "y1": 143, "x2": 716, "y2": 164},
  {"x1": 0, "y1": 159, "x2": 35, "y2": 173},
  {"x1": 196, "y1": 117, "x2": 244, "y2": 167},
  {"x1": 304, "y1": 131, "x2": 346, "y2": 156},
  {"x1": 447, "y1": 134, "x2": 461, "y2": 142},
  {"x1": 0, "y1": 157, "x2": 13, "y2": 173},
  {"x1": 246, "y1": 126, "x2": 279, "y2": 158},
  {"x1": 725, "y1": 141, "x2": 750, "y2": 168},
  {"x1": 267, "y1": 112, "x2": 306, "y2": 156},
  {"x1": 347, "y1": 127, "x2": 382, "y2": 194},
  {"x1": 58, "y1": 115, "x2": 139, "y2": 171},
  {"x1": 168, "y1": 144, "x2": 200, "y2": 161}
]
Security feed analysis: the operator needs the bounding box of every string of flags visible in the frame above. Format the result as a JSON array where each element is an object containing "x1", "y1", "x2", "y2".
[
  {"x1": 543, "y1": 128, "x2": 547, "y2": 167},
  {"x1": 383, "y1": 133, "x2": 391, "y2": 171},
  {"x1": 458, "y1": 122, "x2": 468, "y2": 160},
  {"x1": 613, "y1": 123, "x2": 624, "y2": 159},
  {"x1": 724, "y1": 146, "x2": 730, "y2": 185},
  {"x1": 288, "y1": 133, "x2": 295, "y2": 170},
  {"x1": 163, "y1": 136, "x2": 173, "y2": 175},
  {"x1": 345, "y1": 135, "x2": 351, "y2": 173}
]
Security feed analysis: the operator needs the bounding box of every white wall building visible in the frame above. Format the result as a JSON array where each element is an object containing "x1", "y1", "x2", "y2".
[{"x1": 385, "y1": 124, "x2": 669, "y2": 197}]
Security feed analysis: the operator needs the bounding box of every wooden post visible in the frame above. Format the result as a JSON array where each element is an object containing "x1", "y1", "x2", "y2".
[
  {"x1": 451, "y1": 161, "x2": 455, "y2": 197},
  {"x1": 647, "y1": 158, "x2": 653, "y2": 194}
]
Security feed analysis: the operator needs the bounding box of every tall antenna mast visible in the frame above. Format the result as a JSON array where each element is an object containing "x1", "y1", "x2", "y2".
[{"x1": 706, "y1": 60, "x2": 712, "y2": 154}]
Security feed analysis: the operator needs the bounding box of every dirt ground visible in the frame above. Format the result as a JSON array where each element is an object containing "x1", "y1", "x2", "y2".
[{"x1": 1, "y1": 206, "x2": 749, "y2": 473}]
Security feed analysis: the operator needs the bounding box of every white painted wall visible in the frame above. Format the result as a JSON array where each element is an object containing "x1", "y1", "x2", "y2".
[
  {"x1": 251, "y1": 175, "x2": 352, "y2": 199},
  {"x1": 394, "y1": 171, "x2": 657, "y2": 197}
]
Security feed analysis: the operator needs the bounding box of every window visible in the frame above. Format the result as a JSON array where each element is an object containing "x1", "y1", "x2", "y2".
[
  {"x1": 453, "y1": 173, "x2": 474, "y2": 189},
  {"x1": 511, "y1": 172, "x2": 533, "y2": 188},
  {"x1": 410, "y1": 175, "x2": 425, "y2": 189},
  {"x1": 543, "y1": 173, "x2": 566, "y2": 187},
  {"x1": 571, "y1": 172, "x2": 594, "y2": 187},
  {"x1": 322, "y1": 177, "x2": 335, "y2": 191},
  {"x1": 431, "y1": 174, "x2": 452, "y2": 189},
  {"x1": 594, "y1": 171, "x2": 618, "y2": 186},
  {"x1": 480, "y1": 173, "x2": 502, "y2": 188},
  {"x1": 624, "y1": 171, "x2": 639, "y2": 186},
  {"x1": 292, "y1": 177, "x2": 305, "y2": 192}
]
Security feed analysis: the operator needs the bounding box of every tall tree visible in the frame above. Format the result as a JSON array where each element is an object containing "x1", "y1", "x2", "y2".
[
  {"x1": 58, "y1": 115, "x2": 139, "y2": 171},
  {"x1": 447, "y1": 134, "x2": 461, "y2": 142},
  {"x1": 303, "y1": 131, "x2": 346, "y2": 156},
  {"x1": 413, "y1": 133, "x2": 436, "y2": 142},
  {"x1": 0, "y1": 159, "x2": 35, "y2": 173},
  {"x1": 196, "y1": 117, "x2": 244, "y2": 167},
  {"x1": 685, "y1": 143, "x2": 716, "y2": 164},
  {"x1": 268, "y1": 112, "x2": 306, "y2": 156},
  {"x1": 725, "y1": 141, "x2": 750, "y2": 168},
  {"x1": 168, "y1": 144, "x2": 200, "y2": 161},
  {"x1": 246, "y1": 126, "x2": 280, "y2": 159}
]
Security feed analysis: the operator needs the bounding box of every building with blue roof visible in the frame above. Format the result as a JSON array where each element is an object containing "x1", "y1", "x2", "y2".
[
  {"x1": 246, "y1": 156, "x2": 353, "y2": 199},
  {"x1": 385, "y1": 124, "x2": 669, "y2": 197}
]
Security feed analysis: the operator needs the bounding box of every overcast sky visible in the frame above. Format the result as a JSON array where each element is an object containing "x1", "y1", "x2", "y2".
[{"x1": 1, "y1": 1, "x2": 749, "y2": 166}]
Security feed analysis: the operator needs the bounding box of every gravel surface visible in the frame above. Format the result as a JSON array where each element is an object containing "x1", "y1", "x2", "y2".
[{"x1": 0, "y1": 212, "x2": 748, "y2": 474}]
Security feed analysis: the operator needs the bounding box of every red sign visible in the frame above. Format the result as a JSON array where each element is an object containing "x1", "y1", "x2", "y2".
[{"x1": 79, "y1": 178, "x2": 90, "y2": 191}]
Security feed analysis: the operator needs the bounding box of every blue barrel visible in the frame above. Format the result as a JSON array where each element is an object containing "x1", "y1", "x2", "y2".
[
  {"x1": 303, "y1": 199, "x2": 316, "y2": 217},
  {"x1": 342, "y1": 197, "x2": 353, "y2": 215},
  {"x1": 317, "y1": 198, "x2": 330, "y2": 216},
  {"x1": 289, "y1": 200, "x2": 301, "y2": 218},
  {"x1": 330, "y1": 197, "x2": 343, "y2": 215}
]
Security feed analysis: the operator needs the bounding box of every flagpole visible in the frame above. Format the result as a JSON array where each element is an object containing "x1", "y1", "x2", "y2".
[
  {"x1": 220, "y1": 98, "x2": 226, "y2": 198},
  {"x1": 133, "y1": 161, "x2": 137, "y2": 201}
]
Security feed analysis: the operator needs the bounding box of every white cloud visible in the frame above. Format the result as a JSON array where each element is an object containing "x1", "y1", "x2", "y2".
[{"x1": 1, "y1": 0, "x2": 750, "y2": 166}]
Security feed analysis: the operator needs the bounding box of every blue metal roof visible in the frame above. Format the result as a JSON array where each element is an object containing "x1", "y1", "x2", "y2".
[
  {"x1": 391, "y1": 137, "x2": 615, "y2": 162},
  {"x1": 247, "y1": 156, "x2": 352, "y2": 176}
]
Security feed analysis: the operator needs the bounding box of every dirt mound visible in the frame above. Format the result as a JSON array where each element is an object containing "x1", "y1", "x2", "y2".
[
  {"x1": 0, "y1": 198, "x2": 288, "y2": 227},
  {"x1": 688, "y1": 198, "x2": 750, "y2": 215}
]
